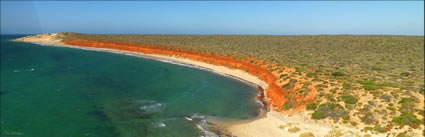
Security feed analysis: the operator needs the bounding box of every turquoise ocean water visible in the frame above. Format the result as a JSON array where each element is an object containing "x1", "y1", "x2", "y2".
[{"x1": 0, "y1": 35, "x2": 262, "y2": 137}]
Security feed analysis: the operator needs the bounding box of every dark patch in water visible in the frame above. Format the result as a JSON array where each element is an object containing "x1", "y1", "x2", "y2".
[
  {"x1": 89, "y1": 106, "x2": 109, "y2": 121},
  {"x1": 206, "y1": 122, "x2": 233, "y2": 137},
  {"x1": 97, "y1": 98, "x2": 163, "y2": 137},
  {"x1": 120, "y1": 107, "x2": 152, "y2": 120},
  {"x1": 87, "y1": 106, "x2": 121, "y2": 136},
  {"x1": 185, "y1": 115, "x2": 232, "y2": 137}
]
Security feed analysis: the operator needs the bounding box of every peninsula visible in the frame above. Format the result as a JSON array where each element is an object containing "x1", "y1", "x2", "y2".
[{"x1": 15, "y1": 33, "x2": 424, "y2": 137}]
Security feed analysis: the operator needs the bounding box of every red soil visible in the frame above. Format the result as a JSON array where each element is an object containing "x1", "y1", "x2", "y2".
[
  {"x1": 294, "y1": 85, "x2": 317, "y2": 112},
  {"x1": 63, "y1": 38, "x2": 293, "y2": 111}
]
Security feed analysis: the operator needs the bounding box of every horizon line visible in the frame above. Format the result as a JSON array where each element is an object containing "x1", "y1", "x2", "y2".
[{"x1": 2, "y1": 33, "x2": 424, "y2": 37}]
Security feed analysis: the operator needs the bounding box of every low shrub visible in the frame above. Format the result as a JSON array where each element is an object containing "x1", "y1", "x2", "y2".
[
  {"x1": 330, "y1": 88, "x2": 337, "y2": 93},
  {"x1": 342, "y1": 115, "x2": 350, "y2": 120},
  {"x1": 342, "y1": 83, "x2": 352, "y2": 89},
  {"x1": 399, "y1": 97, "x2": 417, "y2": 104},
  {"x1": 379, "y1": 95, "x2": 391, "y2": 102},
  {"x1": 372, "y1": 125, "x2": 386, "y2": 133},
  {"x1": 392, "y1": 112, "x2": 421, "y2": 128},
  {"x1": 345, "y1": 104, "x2": 353, "y2": 109},
  {"x1": 325, "y1": 94, "x2": 336, "y2": 102},
  {"x1": 306, "y1": 72, "x2": 316, "y2": 77},
  {"x1": 360, "y1": 112, "x2": 375, "y2": 124},
  {"x1": 311, "y1": 103, "x2": 348, "y2": 120},
  {"x1": 341, "y1": 95, "x2": 358, "y2": 104},
  {"x1": 279, "y1": 74, "x2": 288, "y2": 79},
  {"x1": 398, "y1": 97, "x2": 418, "y2": 113},
  {"x1": 282, "y1": 99, "x2": 297, "y2": 110},
  {"x1": 396, "y1": 133, "x2": 411, "y2": 137},
  {"x1": 359, "y1": 80, "x2": 379, "y2": 90},
  {"x1": 363, "y1": 127, "x2": 373, "y2": 131},
  {"x1": 324, "y1": 129, "x2": 343, "y2": 137},
  {"x1": 288, "y1": 127, "x2": 300, "y2": 133},
  {"x1": 331, "y1": 71, "x2": 345, "y2": 77},
  {"x1": 302, "y1": 81, "x2": 312, "y2": 89},
  {"x1": 282, "y1": 79, "x2": 297, "y2": 90},
  {"x1": 306, "y1": 103, "x2": 318, "y2": 110},
  {"x1": 358, "y1": 80, "x2": 398, "y2": 91},
  {"x1": 386, "y1": 106, "x2": 396, "y2": 112},
  {"x1": 299, "y1": 132, "x2": 315, "y2": 137}
]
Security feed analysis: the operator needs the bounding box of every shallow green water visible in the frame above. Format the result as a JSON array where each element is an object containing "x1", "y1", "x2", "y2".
[{"x1": 0, "y1": 35, "x2": 261, "y2": 137}]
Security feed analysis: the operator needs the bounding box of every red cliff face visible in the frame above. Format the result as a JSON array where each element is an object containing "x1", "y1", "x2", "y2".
[{"x1": 63, "y1": 38, "x2": 292, "y2": 111}]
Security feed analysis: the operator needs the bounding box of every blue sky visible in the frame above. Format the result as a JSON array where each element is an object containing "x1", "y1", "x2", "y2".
[{"x1": 1, "y1": 1, "x2": 424, "y2": 35}]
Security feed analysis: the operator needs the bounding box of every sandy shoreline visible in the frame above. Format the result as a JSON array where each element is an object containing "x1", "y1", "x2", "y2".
[
  {"x1": 14, "y1": 37, "x2": 269, "y2": 90},
  {"x1": 14, "y1": 34, "x2": 279, "y2": 136},
  {"x1": 14, "y1": 33, "x2": 423, "y2": 137}
]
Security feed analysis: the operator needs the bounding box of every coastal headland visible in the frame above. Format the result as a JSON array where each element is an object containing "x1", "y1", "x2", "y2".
[{"x1": 15, "y1": 33, "x2": 424, "y2": 137}]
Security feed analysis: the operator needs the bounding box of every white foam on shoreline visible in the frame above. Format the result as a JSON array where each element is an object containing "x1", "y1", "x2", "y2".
[
  {"x1": 197, "y1": 119, "x2": 219, "y2": 137},
  {"x1": 187, "y1": 114, "x2": 220, "y2": 137},
  {"x1": 140, "y1": 103, "x2": 163, "y2": 112},
  {"x1": 134, "y1": 100, "x2": 165, "y2": 113},
  {"x1": 181, "y1": 114, "x2": 212, "y2": 136},
  {"x1": 185, "y1": 117, "x2": 193, "y2": 121},
  {"x1": 153, "y1": 122, "x2": 167, "y2": 128}
]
